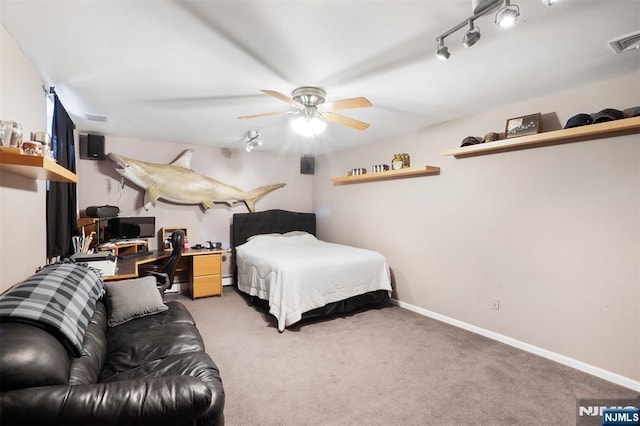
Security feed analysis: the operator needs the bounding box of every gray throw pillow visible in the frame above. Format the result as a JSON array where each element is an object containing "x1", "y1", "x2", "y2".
[{"x1": 104, "y1": 276, "x2": 168, "y2": 327}]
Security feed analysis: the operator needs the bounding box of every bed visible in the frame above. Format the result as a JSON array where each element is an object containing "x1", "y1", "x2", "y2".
[{"x1": 232, "y1": 209, "x2": 391, "y2": 331}]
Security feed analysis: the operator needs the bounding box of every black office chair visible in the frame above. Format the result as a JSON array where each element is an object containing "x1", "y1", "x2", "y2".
[{"x1": 140, "y1": 230, "x2": 185, "y2": 297}]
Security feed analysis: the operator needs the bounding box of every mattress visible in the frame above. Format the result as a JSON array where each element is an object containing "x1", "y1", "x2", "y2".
[{"x1": 235, "y1": 232, "x2": 392, "y2": 331}]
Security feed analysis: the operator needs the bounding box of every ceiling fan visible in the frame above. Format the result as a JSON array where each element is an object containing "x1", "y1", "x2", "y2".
[{"x1": 237, "y1": 86, "x2": 372, "y2": 135}]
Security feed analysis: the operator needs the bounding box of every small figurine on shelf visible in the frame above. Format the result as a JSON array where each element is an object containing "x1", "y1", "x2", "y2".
[
  {"x1": 392, "y1": 153, "x2": 410, "y2": 169},
  {"x1": 402, "y1": 153, "x2": 410, "y2": 168},
  {"x1": 391, "y1": 154, "x2": 402, "y2": 170},
  {"x1": 372, "y1": 164, "x2": 389, "y2": 173}
]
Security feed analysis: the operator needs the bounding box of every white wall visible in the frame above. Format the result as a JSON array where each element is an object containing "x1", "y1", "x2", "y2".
[
  {"x1": 0, "y1": 24, "x2": 48, "y2": 292},
  {"x1": 77, "y1": 136, "x2": 313, "y2": 277},
  {"x1": 314, "y1": 72, "x2": 640, "y2": 383}
]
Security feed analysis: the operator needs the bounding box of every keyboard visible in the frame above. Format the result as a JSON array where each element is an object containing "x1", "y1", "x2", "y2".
[{"x1": 118, "y1": 250, "x2": 154, "y2": 260}]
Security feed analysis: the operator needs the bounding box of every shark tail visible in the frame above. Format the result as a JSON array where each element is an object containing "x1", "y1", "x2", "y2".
[{"x1": 244, "y1": 183, "x2": 286, "y2": 212}]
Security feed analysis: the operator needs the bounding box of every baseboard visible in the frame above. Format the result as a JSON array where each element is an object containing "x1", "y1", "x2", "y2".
[
  {"x1": 390, "y1": 298, "x2": 640, "y2": 392},
  {"x1": 222, "y1": 276, "x2": 234, "y2": 286}
]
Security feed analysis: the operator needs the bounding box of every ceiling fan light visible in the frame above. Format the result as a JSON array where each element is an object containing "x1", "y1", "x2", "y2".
[
  {"x1": 291, "y1": 116, "x2": 326, "y2": 137},
  {"x1": 495, "y1": 1, "x2": 520, "y2": 28}
]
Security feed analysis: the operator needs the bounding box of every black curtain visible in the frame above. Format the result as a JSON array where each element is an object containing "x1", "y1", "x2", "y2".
[{"x1": 46, "y1": 95, "x2": 77, "y2": 259}]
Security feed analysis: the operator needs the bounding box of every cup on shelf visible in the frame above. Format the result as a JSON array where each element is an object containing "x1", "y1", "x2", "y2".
[
  {"x1": 22, "y1": 141, "x2": 43, "y2": 156},
  {"x1": 0, "y1": 121, "x2": 14, "y2": 146},
  {"x1": 8, "y1": 121, "x2": 23, "y2": 148}
]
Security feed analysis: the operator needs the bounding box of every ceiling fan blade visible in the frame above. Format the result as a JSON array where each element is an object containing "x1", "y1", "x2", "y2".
[
  {"x1": 322, "y1": 112, "x2": 370, "y2": 131},
  {"x1": 237, "y1": 111, "x2": 290, "y2": 120},
  {"x1": 261, "y1": 90, "x2": 304, "y2": 108},
  {"x1": 318, "y1": 97, "x2": 373, "y2": 112}
]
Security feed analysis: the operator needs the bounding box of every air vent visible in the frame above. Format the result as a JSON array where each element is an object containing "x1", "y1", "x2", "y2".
[
  {"x1": 85, "y1": 113, "x2": 108, "y2": 122},
  {"x1": 608, "y1": 31, "x2": 640, "y2": 54}
]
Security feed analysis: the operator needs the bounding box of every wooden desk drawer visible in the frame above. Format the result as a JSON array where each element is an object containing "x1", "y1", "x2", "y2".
[
  {"x1": 192, "y1": 253, "x2": 221, "y2": 276},
  {"x1": 193, "y1": 274, "x2": 221, "y2": 298}
]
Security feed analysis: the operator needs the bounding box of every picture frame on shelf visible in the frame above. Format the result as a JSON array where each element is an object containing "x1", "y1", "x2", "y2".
[{"x1": 505, "y1": 113, "x2": 542, "y2": 138}]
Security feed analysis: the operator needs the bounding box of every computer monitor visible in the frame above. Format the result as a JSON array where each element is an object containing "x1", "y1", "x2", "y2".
[{"x1": 104, "y1": 216, "x2": 155, "y2": 241}]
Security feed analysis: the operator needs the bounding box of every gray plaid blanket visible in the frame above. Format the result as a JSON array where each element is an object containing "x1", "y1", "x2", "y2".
[{"x1": 0, "y1": 262, "x2": 104, "y2": 357}]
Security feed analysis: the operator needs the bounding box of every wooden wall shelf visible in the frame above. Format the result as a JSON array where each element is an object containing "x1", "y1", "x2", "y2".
[
  {"x1": 440, "y1": 116, "x2": 640, "y2": 158},
  {"x1": 0, "y1": 152, "x2": 78, "y2": 183},
  {"x1": 331, "y1": 165, "x2": 440, "y2": 184}
]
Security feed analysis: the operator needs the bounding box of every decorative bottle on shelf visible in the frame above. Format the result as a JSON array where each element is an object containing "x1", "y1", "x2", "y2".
[
  {"x1": 392, "y1": 154, "x2": 403, "y2": 170},
  {"x1": 402, "y1": 153, "x2": 410, "y2": 168}
]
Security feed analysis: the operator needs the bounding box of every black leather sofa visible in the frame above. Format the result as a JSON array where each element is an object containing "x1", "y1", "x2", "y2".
[{"x1": 0, "y1": 262, "x2": 224, "y2": 426}]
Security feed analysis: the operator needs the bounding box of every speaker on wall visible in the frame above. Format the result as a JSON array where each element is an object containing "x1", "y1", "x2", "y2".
[
  {"x1": 300, "y1": 155, "x2": 315, "y2": 175},
  {"x1": 82, "y1": 133, "x2": 105, "y2": 160},
  {"x1": 85, "y1": 205, "x2": 120, "y2": 218}
]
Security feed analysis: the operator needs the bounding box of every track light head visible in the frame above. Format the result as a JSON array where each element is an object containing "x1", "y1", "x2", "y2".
[
  {"x1": 436, "y1": 0, "x2": 522, "y2": 61},
  {"x1": 435, "y1": 38, "x2": 451, "y2": 60},
  {"x1": 245, "y1": 130, "x2": 262, "y2": 152},
  {"x1": 495, "y1": 0, "x2": 520, "y2": 28},
  {"x1": 462, "y1": 20, "x2": 481, "y2": 48}
]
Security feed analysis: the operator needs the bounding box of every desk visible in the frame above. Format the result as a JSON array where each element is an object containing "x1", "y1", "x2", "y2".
[
  {"x1": 104, "y1": 249, "x2": 223, "y2": 299},
  {"x1": 98, "y1": 240, "x2": 149, "y2": 257}
]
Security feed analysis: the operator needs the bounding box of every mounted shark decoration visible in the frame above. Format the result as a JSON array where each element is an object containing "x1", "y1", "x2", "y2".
[{"x1": 109, "y1": 149, "x2": 285, "y2": 212}]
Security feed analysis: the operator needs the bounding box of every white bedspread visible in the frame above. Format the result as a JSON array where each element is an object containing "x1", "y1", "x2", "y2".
[{"x1": 236, "y1": 233, "x2": 391, "y2": 331}]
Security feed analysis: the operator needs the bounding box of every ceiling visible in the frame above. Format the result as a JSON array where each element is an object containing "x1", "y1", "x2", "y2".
[{"x1": 2, "y1": 0, "x2": 639, "y2": 154}]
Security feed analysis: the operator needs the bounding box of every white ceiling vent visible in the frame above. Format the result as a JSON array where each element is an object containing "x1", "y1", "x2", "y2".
[
  {"x1": 608, "y1": 31, "x2": 640, "y2": 54},
  {"x1": 85, "y1": 113, "x2": 108, "y2": 122}
]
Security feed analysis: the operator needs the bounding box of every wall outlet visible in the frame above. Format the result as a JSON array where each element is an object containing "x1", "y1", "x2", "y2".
[{"x1": 491, "y1": 298, "x2": 500, "y2": 311}]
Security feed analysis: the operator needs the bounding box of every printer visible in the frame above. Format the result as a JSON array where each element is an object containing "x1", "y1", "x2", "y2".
[{"x1": 70, "y1": 252, "x2": 117, "y2": 276}]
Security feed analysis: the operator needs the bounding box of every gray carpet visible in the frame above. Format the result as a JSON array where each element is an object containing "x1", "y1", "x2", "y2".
[{"x1": 171, "y1": 288, "x2": 637, "y2": 426}]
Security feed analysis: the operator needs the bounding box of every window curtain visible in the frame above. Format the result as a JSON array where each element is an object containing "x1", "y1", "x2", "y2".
[{"x1": 46, "y1": 95, "x2": 77, "y2": 260}]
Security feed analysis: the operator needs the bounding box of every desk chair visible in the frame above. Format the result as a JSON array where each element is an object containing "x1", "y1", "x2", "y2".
[{"x1": 139, "y1": 230, "x2": 185, "y2": 297}]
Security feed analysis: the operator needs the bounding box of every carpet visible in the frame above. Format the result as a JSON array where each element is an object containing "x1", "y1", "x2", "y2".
[{"x1": 172, "y1": 288, "x2": 638, "y2": 425}]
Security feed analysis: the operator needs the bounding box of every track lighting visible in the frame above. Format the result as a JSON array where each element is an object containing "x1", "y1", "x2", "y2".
[
  {"x1": 495, "y1": 0, "x2": 520, "y2": 28},
  {"x1": 245, "y1": 130, "x2": 262, "y2": 152},
  {"x1": 435, "y1": 38, "x2": 450, "y2": 60},
  {"x1": 435, "y1": 0, "x2": 521, "y2": 60},
  {"x1": 462, "y1": 20, "x2": 481, "y2": 48}
]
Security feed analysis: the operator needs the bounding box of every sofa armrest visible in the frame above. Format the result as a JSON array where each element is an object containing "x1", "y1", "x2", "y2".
[{"x1": 0, "y1": 376, "x2": 212, "y2": 426}]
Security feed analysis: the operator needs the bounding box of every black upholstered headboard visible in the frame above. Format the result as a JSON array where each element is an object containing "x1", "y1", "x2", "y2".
[{"x1": 232, "y1": 209, "x2": 316, "y2": 248}]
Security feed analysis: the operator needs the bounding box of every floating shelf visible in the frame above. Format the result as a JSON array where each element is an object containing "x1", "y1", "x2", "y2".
[
  {"x1": 440, "y1": 116, "x2": 640, "y2": 158},
  {"x1": 0, "y1": 152, "x2": 79, "y2": 183},
  {"x1": 331, "y1": 165, "x2": 440, "y2": 184}
]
